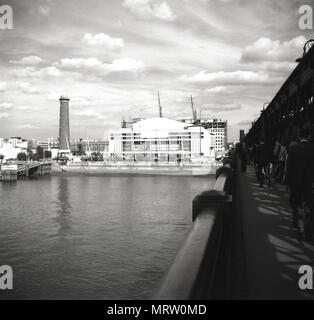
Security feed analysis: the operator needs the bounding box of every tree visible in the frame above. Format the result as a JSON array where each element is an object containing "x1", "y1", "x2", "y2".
[
  {"x1": 27, "y1": 148, "x2": 33, "y2": 161},
  {"x1": 17, "y1": 152, "x2": 27, "y2": 161},
  {"x1": 0, "y1": 154, "x2": 4, "y2": 163},
  {"x1": 44, "y1": 150, "x2": 52, "y2": 158},
  {"x1": 35, "y1": 145, "x2": 44, "y2": 160}
]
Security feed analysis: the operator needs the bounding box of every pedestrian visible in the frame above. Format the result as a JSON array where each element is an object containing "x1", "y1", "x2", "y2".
[
  {"x1": 286, "y1": 129, "x2": 314, "y2": 240},
  {"x1": 255, "y1": 140, "x2": 271, "y2": 187},
  {"x1": 239, "y1": 142, "x2": 248, "y2": 173}
]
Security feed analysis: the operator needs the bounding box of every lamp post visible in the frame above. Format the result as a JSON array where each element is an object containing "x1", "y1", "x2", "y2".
[
  {"x1": 295, "y1": 39, "x2": 314, "y2": 63},
  {"x1": 261, "y1": 102, "x2": 270, "y2": 141}
]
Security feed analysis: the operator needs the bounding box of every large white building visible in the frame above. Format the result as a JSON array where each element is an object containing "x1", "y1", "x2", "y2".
[{"x1": 109, "y1": 117, "x2": 215, "y2": 162}]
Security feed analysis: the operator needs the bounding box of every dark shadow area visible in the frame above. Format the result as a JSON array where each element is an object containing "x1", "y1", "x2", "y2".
[{"x1": 236, "y1": 164, "x2": 314, "y2": 299}]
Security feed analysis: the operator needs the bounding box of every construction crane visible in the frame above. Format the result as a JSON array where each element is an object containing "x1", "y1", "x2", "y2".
[
  {"x1": 190, "y1": 95, "x2": 197, "y2": 123},
  {"x1": 158, "y1": 92, "x2": 163, "y2": 118}
]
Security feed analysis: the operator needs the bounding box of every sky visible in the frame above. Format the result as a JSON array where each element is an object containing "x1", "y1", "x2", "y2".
[{"x1": 0, "y1": 0, "x2": 313, "y2": 142}]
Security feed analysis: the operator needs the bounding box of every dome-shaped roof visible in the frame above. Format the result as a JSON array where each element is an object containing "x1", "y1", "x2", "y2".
[{"x1": 133, "y1": 117, "x2": 186, "y2": 131}]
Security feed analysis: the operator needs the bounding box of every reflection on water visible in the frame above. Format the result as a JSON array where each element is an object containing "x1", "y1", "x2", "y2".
[
  {"x1": 0, "y1": 175, "x2": 214, "y2": 299},
  {"x1": 55, "y1": 177, "x2": 72, "y2": 236}
]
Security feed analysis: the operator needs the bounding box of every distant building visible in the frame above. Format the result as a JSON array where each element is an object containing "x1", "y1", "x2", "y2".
[
  {"x1": 180, "y1": 118, "x2": 227, "y2": 153},
  {"x1": 121, "y1": 118, "x2": 145, "y2": 129},
  {"x1": 0, "y1": 137, "x2": 28, "y2": 161},
  {"x1": 72, "y1": 139, "x2": 108, "y2": 154},
  {"x1": 109, "y1": 117, "x2": 215, "y2": 162}
]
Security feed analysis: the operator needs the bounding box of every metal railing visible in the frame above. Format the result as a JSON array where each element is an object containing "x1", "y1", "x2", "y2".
[{"x1": 154, "y1": 164, "x2": 233, "y2": 300}]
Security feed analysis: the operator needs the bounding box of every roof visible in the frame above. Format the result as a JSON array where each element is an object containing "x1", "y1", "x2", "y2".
[{"x1": 133, "y1": 117, "x2": 186, "y2": 131}]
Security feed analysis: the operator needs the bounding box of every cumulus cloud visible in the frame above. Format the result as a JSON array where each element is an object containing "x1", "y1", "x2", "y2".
[
  {"x1": 206, "y1": 86, "x2": 227, "y2": 93},
  {"x1": 81, "y1": 33, "x2": 124, "y2": 51},
  {"x1": 10, "y1": 55, "x2": 45, "y2": 66},
  {"x1": 57, "y1": 57, "x2": 145, "y2": 75},
  {"x1": 240, "y1": 36, "x2": 307, "y2": 63},
  {"x1": 0, "y1": 102, "x2": 13, "y2": 110},
  {"x1": 122, "y1": 0, "x2": 175, "y2": 21},
  {"x1": 17, "y1": 82, "x2": 39, "y2": 94},
  {"x1": 0, "y1": 113, "x2": 9, "y2": 119},
  {"x1": 0, "y1": 82, "x2": 7, "y2": 91},
  {"x1": 180, "y1": 70, "x2": 272, "y2": 85},
  {"x1": 11, "y1": 66, "x2": 63, "y2": 78}
]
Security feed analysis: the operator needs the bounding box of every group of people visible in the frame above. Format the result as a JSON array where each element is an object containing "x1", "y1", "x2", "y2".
[{"x1": 238, "y1": 128, "x2": 314, "y2": 241}]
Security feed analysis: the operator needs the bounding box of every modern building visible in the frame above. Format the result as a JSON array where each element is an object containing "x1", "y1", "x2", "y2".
[
  {"x1": 72, "y1": 139, "x2": 109, "y2": 154},
  {"x1": 109, "y1": 117, "x2": 215, "y2": 162},
  {"x1": 59, "y1": 95, "x2": 70, "y2": 155},
  {"x1": 180, "y1": 118, "x2": 227, "y2": 153}
]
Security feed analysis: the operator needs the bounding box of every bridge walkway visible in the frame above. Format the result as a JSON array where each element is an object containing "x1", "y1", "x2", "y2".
[{"x1": 236, "y1": 164, "x2": 314, "y2": 299}]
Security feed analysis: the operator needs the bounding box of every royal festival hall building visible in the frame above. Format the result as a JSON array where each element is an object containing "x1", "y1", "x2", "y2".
[{"x1": 108, "y1": 117, "x2": 216, "y2": 162}]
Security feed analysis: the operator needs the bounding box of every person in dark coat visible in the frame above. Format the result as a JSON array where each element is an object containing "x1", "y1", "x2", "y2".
[
  {"x1": 255, "y1": 140, "x2": 271, "y2": 187},
  {"x1": 286, "y1": 129, "x2": 314, "y2": 240},
  {"x1": 239, "y1": 142, "x2": 248, "y2": 173}
]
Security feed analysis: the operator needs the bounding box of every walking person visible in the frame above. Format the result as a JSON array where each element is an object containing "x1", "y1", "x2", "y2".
[
  {"x1": 286, "y1": 129, "x2": 314, "y2": 240},
  {"x1": 255, "y1": 140, "x2": 271, "y2": 187},
  {"x1": 273, "y1": 141, "x2": 287, "y2": 182},
  {"x1": 239, "y1": 142, "x2": 248, "y2": 173}
]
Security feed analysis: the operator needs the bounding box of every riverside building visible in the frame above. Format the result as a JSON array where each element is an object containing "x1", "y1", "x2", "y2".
[
  {"x1": 108, "y1": 117, "x2": 215, "y2": 162},
  {"x1": 180, "y1": 118, "x2": 227, "y2": 153}
]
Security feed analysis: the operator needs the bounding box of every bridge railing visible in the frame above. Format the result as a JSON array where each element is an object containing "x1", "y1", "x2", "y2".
[{"x1": 153, "y1": 162, "x2": 234, "y2": 300}]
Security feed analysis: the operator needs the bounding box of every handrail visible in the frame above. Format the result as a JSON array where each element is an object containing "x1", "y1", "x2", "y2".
[{"x1": 153, "y1": 164, "x2": 233, "y2": 300}]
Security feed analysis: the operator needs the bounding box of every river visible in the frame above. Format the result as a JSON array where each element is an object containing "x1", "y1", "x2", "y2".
[{"x1": 0, "y1": 175, "x2": 214, "y2": 299}]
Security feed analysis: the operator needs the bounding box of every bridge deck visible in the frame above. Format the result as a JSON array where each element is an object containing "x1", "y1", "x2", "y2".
[{"x1": 237, "y1": 165, "x2": 314, "y2": 299}]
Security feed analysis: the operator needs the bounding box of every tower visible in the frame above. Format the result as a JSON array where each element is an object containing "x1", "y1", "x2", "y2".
[{"x1": 59, "y1": 95, "x2": 70, "y2": 154}]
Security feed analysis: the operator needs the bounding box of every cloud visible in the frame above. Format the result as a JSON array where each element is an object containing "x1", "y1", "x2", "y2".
[
  {"x1": 0, "y1": 113, "x2": 9, "y2": 119},
  {"x1": 58, "y1": 57, "x2": 145, "y2": 75},
  {"x1": 0, "y1": 82, "x2": 7, "y2": 91},
  {"x1": 17, "y1": 124, "x2": 37, "y2": 129},
  {"x1": 10, "y1": 56, "x2": 45, "y2": 66},
  {"x1": 75, "y1": 109, "x2": 107, "y2": 120},
  {"x1": 206, "y1": 86, "x2": 227, "y2": 93},
  {"x1": 122, "y1": 0, "x2": 175, "y2": 21},
  {"x1": 39, "y1": 6, "x2": 51, "y2": 16},
  {"x1": 238, "y1": 120, "x2": 252, "y2": 126},
  {"x1": 180, "y1": 70, "x2": 272, "y2": 85},
  {"x1": 204, "y1": 103, "x2": 242, "y2": 113},
  {"x1": 81, "y1": 33, "x2": 124, "y2": 51},
  {"x1": 240, "y1": 36, "x2": 307, "y2": 63},
  {"x1": 12, "y1": 66, "x2": 63, "y2": 78},
  {"x1": 17, "y1": 82, "x2": 39, "y2": 94},
  {"x1": 0, "y1": 103, "x2": 13, "y2": 110}
]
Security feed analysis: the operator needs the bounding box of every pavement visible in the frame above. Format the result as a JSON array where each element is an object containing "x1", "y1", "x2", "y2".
[{"x1": 236, "y1": 164, "x2": 314, "y2": 299}]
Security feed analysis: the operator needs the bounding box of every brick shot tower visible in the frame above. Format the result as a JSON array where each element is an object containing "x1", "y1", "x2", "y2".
[{"x1": 58, "y1": 95, "x2": 71, "y2": 155}]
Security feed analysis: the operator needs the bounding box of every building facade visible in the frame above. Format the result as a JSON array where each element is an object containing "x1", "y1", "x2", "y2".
[
  {"x1": 180, "y1": 118, "x2": 227, "y2": 153},
  {"x1": 109, "y1": 117, "x2": 215, "y2": 162}
]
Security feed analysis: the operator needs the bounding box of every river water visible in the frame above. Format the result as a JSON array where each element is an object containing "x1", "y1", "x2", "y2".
[{"x1": 0, "y1": 175, "x2": 214, "y2": 299}]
